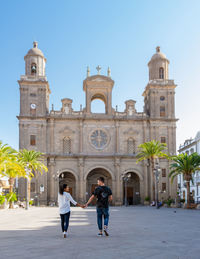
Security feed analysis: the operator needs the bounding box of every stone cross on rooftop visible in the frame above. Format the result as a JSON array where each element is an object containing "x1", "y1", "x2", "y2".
[{"x1": 96, "y1": 65, "x2": 101, "y2": 75}]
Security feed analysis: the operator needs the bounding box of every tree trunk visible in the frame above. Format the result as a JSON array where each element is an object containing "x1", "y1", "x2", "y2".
[
  {"x1": 151, "y1": 158, "x2": 155, "y2": 201},
  {"x1": 8, "y1": 177, "x2": 14, "y2": 209},
  {"x1": 186, "y1": 181, "x2": 191, "y2": 209},
  {"x1": 28, "y1": 179, "x2": 31, "y2": 202}
]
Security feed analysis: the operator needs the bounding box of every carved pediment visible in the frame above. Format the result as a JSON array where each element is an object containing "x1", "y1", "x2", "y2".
[
  {"x1": 59, "y1": 126, "x2": 75, "y2": 135},
  {"x1": 123, "y1": 127, "x2": 139, "y2": 136}
]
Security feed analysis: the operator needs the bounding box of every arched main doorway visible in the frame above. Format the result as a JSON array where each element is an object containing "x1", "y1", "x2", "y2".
[
  {"x1": 59, "y1": 172, "x2": 76, "y2": 199},
  {"x1": 123, "y1": 172, "x2": 140, "y2": 205},
  {"x1": 86, "y1": 168, "x2": 112, "y2": 205}
]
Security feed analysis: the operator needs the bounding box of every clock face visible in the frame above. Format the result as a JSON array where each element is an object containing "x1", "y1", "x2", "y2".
[
  {"x1": 30, "y1": 103, "x2": 36, "y2": 109},
  {"x1": 90, "y1": 129, "x2": 108, "y2": 149}
]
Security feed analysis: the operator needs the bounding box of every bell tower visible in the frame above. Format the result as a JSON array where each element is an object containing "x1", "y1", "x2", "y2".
[
  {"x1": 83, "y1": 66, "x2": 114, "y2": 115},
  {"x1": 143, "y1": 47, "x2": 176, "y2": 119},
  {"x1": 18, "y1": 41, "x2": 50, "y2": 118}
]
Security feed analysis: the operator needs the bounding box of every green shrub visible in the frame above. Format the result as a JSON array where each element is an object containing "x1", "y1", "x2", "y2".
[
  {"x1": 6, "y1": 192, "x2": 17, "y2": 203},
  {"x1": 164, "y1": 198, "x2": 174, "y2": 207},
  {"x1": 29, "y1": 200, "x2": 34, "y2": 206},
  {"x1": 144, "y1": 196, "x2": 150, "y2": 202},
  {"x1": 0, "y1": 195, "x2": 6, "y2": 205}
]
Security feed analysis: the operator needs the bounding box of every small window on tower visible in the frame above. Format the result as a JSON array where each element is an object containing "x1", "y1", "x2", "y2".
[
  {"x1": 160, "y1": 106, "x2": 165, "y2": 117},
  {"x1": 31, "y1": 63, "x2": 37, "y2": 75},
  {"x1": 162, "y1": 169, "x2": 166, "y2": 177},
  {"x1": 30, "y1": 108, "x2": 36, "y2": 116},
  {"x1": 162, "y1": 183, "x2": 166, "y2": 192},
  {"x1": 161, "y1": 137, "x2": 166, "y2": 143},
  {"x1": 159, "y1": 67, "x2": 164, "y2": 79},
  {"x1": 30, "y1": 135, "x2": 36, "y2": 146},
  {"x1": 31, "y1": 182, "x2": 36, "y2": 192},
  {"x1": 160, "y1": 96, "x2": 165, "y2": 101}
]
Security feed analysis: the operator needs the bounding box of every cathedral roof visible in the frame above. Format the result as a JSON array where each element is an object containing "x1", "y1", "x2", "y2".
[{"x1": 24, "y1": 42, "x2": 45, "y2": 59}]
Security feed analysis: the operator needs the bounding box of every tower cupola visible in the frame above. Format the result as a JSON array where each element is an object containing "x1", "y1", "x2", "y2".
[
  {"x1": 148, "y1": 46, "x2": 169, "y2": 81},
  {"x1": 24, "y1": 41, "x2": 46, "y2": 77}
]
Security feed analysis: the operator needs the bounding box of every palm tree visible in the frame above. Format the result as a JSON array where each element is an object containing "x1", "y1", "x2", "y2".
[
  {"x1": 0, "y1": 141, "x2": 16, "y2": 176},
  {"x1": 18, "y1": 150, "x2": 48, "y2": 207},
  {"x1": 3, "y1": 158, "x2": 26, "y2": 208},
  {"x1": 169, "y1": 152, "x2": 200, "y2": 209},
  {"x1": 0, "y1": 141, "x2": 26, "y2": 208},
  {"x1": 136, "y1": 140, "x2": 168, "y2": 201}
]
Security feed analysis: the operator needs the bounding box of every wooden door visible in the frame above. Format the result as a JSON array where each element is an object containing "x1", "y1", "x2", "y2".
[{"x1": 127, "y1": 187, "x2": 133, "y2": 205}]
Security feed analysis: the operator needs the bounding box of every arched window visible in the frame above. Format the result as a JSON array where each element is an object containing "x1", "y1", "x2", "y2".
[
  {"x1": 31, "y1": 63, "x2": 37, "y2": 75},
  {"x1": 91, "y1": 99, "x2": 106, "y2": 113},
  {"x1": 160, "y1": 106, "x2": 165, "y2": 117},
  {"x1": 127, "y1": 138, "x2": 136, "y2": 154},
  {"x1": 63, "y1": 137, "x2": 71, "y2": 154},
  {"x1": 159, "y1": 67, "x2": 164, "y2": 79},
  {"x1": 30, "y1": 108, "x2": 36, "y2": 116}
]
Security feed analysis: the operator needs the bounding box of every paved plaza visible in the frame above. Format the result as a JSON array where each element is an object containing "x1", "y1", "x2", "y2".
[{"x1": 0, "y1": 206, "x2": 200, "y2": 259}]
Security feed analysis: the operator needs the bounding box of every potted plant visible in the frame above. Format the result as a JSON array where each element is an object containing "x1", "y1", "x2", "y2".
[{"x1": 144, "y1": 196, "x2": 150, "y2": 205}]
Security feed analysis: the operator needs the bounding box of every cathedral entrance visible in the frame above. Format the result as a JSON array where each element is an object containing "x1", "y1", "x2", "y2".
[
  {"x1": 86, "y1": 168, "x2": 112, "y2": 206},
  {"x1": 59, "y1": 172, "x2": 76, "y2": 199},
  {"x1": 123, "y1": 172, "x2": 140, "y2": 205}
]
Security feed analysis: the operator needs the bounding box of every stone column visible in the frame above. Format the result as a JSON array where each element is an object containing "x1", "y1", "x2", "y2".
[
  {"x1": 47, "y1": 157, "x2": 56, "y2": 205},
  {"x1": 79, "y1": 121, "x2": 83, "y2": 153},
  {"x1": 50, "y1": 119, "x2": 54, "y2": 153},
  {"x1": 86, "y1": 90, "x2": 91, "y2": 114},
  {"x1": 107, "y1": 90, "x2": 112, "y2": 114},
  {"x1": 115, "y1": 121, "x2": 119, "y2": 153},
  {"x1": 78, "y1": 158, "x2": 84, "y2": 203},
  {"x1": 115, "y1": 158, "x2": 122, "y2": 205}
]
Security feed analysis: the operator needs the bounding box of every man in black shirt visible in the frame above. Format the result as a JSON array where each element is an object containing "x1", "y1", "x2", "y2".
[{"x1": 85, "y1": 177, "x2": 112, "y2": 236}]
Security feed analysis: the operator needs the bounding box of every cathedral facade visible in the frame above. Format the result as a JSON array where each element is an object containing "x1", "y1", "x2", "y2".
[{"x1": 18, "y1": 42, "x2": 177, "y2": 205}]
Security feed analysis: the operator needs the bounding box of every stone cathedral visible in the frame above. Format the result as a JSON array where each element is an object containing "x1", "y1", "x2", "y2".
[{"x1": 18, "y1": 42, "x2": 177, "y2": 205}]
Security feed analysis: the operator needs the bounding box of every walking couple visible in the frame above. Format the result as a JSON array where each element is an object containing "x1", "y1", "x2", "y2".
[{"x1": 58, "y1": 176, "x2": 112, "y2": 238}]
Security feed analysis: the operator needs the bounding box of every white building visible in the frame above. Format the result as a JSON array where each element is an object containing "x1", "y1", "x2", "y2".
[{"x1": 178, "y1": 131, "x2": 200, "y2": 203}]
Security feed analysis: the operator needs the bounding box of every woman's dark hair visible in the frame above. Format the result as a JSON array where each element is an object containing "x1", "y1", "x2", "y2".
[{"x1": 59, "y1": 183, "x2": 68, "y2": 195}]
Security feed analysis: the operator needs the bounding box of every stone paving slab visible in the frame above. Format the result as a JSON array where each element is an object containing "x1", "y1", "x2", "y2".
[{"x1": 0, "y1": 206, "x2": 200, "y2": 259}]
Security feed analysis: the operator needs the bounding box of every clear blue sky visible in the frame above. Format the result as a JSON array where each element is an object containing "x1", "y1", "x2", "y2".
[{"x1": 1, "y1": 0, "x2": 200, "y2": 150}]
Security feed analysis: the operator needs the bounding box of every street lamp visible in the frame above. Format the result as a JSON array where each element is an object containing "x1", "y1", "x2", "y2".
[
  {"x1": 121, "y1": 173, "x2": 131, "y2": 206},
  {"x1": 153, "y1": 159, "x2": 161, "y2": 209}
]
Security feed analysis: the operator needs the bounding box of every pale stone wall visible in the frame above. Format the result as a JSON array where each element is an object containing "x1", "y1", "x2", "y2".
[{"x1": 18, "y1": 44, "x2": 178, "y2": 206}]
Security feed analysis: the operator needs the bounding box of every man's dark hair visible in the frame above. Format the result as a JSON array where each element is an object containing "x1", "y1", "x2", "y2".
[
  {"x1": 98, "y1": 177, "x2": 105, "y2": 183},
  {"x1": 59, "y1": 183, "x2": 68, "y2": 195}
]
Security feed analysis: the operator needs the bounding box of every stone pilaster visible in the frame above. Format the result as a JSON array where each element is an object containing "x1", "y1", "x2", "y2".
[
  {"x1": 47, "y1": 157, "x2": 56, "y2": 204},
  {"x1": 115, "y1": 158, "x2": 122, "y2": 205},
  {"x1": 78, "y1": 158, "x2": 85, "y2": 203}
]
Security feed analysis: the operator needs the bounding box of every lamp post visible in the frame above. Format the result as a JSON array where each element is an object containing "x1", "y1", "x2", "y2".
[
  {"x1": 153, "y1": 159, "x2": 161, "y2": 209},
  {"x1": 121, "y1": 173, "x2": 131, "y2": 206}
]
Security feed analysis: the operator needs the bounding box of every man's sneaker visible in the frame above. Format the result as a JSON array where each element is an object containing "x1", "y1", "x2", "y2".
[
  {"x1": 63, "y1": 232, "x2": 67, "y2": 238},
  {"x1": 97, "y1": 232, "x2": 103, "y2": 237},
  {"x1": 104, "y1": 228, "x2": 109, "y2": 236}
]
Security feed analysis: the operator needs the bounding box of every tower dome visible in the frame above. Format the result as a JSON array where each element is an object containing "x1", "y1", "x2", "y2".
[
  {"x1": 148, "y1": 46, "x2": 169, "y2": 81},
  {"x1": 24, "y1": 42, "x2": 46, "y2": 77},
  {"x1": 25, "y1": 41, "x2": 45, "y2": 59}
]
